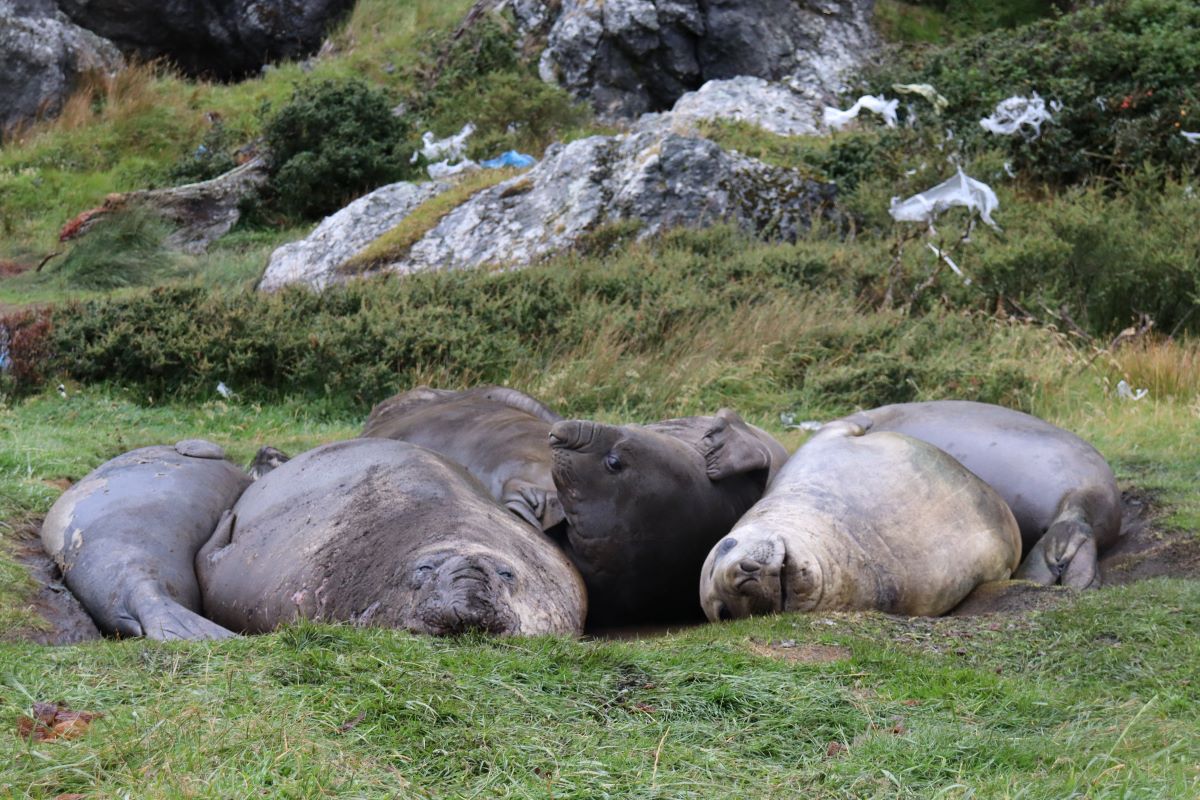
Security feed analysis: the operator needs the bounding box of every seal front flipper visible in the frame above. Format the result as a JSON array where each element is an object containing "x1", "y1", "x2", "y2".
[
  {"x1": 700, "y1": 409, "x2": 775, "y2": 481},
  {"x1": 123, "y1": 581, "x2": 237, "y2": 641},
  {"x1": 196, "y1": 510, "x2": 237, "y2": 577},
  {"x1": 502, "y1": 479, "x2": 566, "y2": 531}
]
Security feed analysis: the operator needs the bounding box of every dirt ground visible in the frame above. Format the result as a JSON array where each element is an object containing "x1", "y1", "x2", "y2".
[{"x1": 7, "y1": 490, "x2": 1199, "y2": 645}]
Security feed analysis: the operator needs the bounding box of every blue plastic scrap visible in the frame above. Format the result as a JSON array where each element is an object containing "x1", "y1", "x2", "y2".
[{"x1": 481, "y1": 150, "x2": 536, "y2": 169}]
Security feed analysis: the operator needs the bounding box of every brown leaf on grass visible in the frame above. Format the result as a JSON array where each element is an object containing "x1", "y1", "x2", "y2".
[
  {"x1": 825, "y1": 741, "x2": 847, "y2": 758},
  {"x1": 337, "y1": 711, "x2": 367, "y2": 733},
  {"x1": 15, "y1": 701, "x2": 102, "y2": 742}
]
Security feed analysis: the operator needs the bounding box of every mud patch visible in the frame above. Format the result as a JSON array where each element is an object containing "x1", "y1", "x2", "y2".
[
  {"x1": 747, "y1": 638, "x2": 851, "y2": 664},
  {"x1": 5, "y1": 518, "x2": 101, "y2": 645}
]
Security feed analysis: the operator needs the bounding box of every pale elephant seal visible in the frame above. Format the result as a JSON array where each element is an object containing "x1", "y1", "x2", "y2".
[
  {"x1": 841, "y1": 400, "x2": 1122, "y2": 589},
  {"x1": 196, "y1": 438, "x2": 586, "y2": 636},
  {"x1": 39, "y1": 440, "x2": 250, "y2": 640},
  {"x1": 701, "y1": 421, "x2": 1022, "y2": 620},
  {"x1": 362, "y1": 386, "x2": 564, "y2": 531},
  {"x1": 549, "y1": 409, "x2": 789, "y2": 625}
]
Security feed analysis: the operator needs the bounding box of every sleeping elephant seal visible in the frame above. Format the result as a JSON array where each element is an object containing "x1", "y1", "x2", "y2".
[
  {"x1": 549, "y1": 409, "x2": 789, "y2": 625},
  {"x1": 362, "y1": 386, "x2": 564, "y2": 531},
  {"x1": 840, "y1": 400, "x2": 1122, "y2": 589},
  {"x1": 39, "y1": 440, "x2": 250, "y2": 640},
  {"x1": 196, "y1": 438, "x2": 586, "y2": 636},
  {"x1": 700, "y1": 421, "x2": 1021, "y2": 620}
]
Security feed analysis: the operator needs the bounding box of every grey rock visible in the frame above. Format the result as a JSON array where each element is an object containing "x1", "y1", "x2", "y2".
[
  {"x1": 0, "y1": 0, "x2": 122, "y2": 133},
  {"x1": 56, "y1": 0, "x2": 356, "y2": 80},
  {"x1": 379, "y1": 131, "x2": 834, "y2": 276},
  {"x1": 539, "y1": 0, "x2": 877, "y2": 120},
  {"x1": 639, "y1": 76, "x2": 825, "y2": 137},
  {"x1": 258, "y1": 179, "x2": 451, "y2": 292}
]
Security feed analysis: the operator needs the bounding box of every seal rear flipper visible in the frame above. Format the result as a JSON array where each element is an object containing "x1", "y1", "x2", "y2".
[
  {"x1": 1015, "y1": 516, "x2": 1100, "y2": 589},
  {"x1": 125, "y1": 583, "x2": 237, "y2": 640}
]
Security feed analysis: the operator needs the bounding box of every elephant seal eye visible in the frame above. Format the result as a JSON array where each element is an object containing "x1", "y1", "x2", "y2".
[
  {"x1": 604, "y1": 453, "x2": 624, "y2": 473},
  {"x1": 417, "y1": 564, "x2": 434, "y2": 573},
  {"x1": 497, "y1": 569, "x2": 515, "y2": 581}
]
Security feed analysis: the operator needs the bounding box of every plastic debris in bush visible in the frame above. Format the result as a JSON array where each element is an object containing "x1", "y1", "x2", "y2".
[
  {"x1": 892, "y1": 83, "x2": 948, "y2": 114},
  {"x1": 411, "y1": 123, "x2": 476, "y2": 164},
  {"x1": 1182, "y1": 131, "x2": 1200, "y2": 144},
  {"x1": 427, "y1": 159, "x2": 480, "y2": 179},
  {"x1": 216, "y1": 381, "x2": 234, "y2": 400},
  {"x1": 979, "y1": 93, "x2": 1058, "y2": 139},
  {"x1": 823, "y1": 95, "x2": 898, "y2": 130},
  {"x1": 927, "y1": 243, "x2": 970, "y2": 285},
  {"x1": 480, "y1": 151, "x2": 536, "y2": 169},
  {"x1": 890, "y1": 168, "x2": 1001, "y2": 231},
  {"x1": 1117, "y1": 380, "x2": 1148, "y2": 401},
  {"x1": 780, "y1": 413, "x2": 823, "y2": 432}
]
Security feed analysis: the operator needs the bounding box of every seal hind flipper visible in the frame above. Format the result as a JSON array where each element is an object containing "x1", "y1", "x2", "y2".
[
  {"x1": 1015, "y1": 498, "x2": 1100, "y2": 589},
  {"x1": 124, "y1": 581, "x2": 237, "y2": 640},
  {"x1": 475, "y1": 386, "x2": 563, "y2": 424},
  {"x1": 502, "y1": 479, "x2": 565, "y2": 531}
]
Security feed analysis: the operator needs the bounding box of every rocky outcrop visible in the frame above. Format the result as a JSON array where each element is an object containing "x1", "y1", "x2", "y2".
[
  {"x1": 55, "y1": 0, "x2": 356, "y2": 80},
  {"x1": 258, "y1": 179, "x2": 451, "y2": 292},
  {"x1": 372, "y1": 131, "x2": 834, "y2": 278},
  {"x1": 0, "y1": 0, "x2": 122, "y2": 134},
  {"x1": 538, "y1": 0, "x2": 878, "y2": 119},
  {"x1": 60, "y1": 157, "x2": 269, "y2": 254},
  {"x1": 639, "y1": 76, "x2": 825, "y2": 137}
]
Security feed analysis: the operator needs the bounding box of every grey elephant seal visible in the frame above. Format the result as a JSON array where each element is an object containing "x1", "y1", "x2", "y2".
[
  {"x1": 549, "y1": 409, "x2": 789, "y2": 625},
  {"x1": 196, "y1": 438, "x2": 586, "y2": 636},
  {"x1": 840, "y1": 400, "x2": 1122, "y2": 589},
  {"x1": 40, "y1": 440, "x2": 250, "y2": 640},
  {"x1": 362, "y1": 386, "x2": 564, "y2": 531},
  {"x1": 700, "y1": 420, "x2": 1022, "y2": 620}
]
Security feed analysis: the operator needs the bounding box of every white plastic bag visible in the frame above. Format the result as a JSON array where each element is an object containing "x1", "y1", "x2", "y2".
[
  {"x1": 892, "y1": 83, "x2": 948, "y2": 114},
  {"x1": 980, "y1": 93, "x2": 1056, "y2": 138},
  {"x1": 823, "y1": 95, "x2": 899, "y2": 130},
  {"x1": 890, "y1": 169, "x2": 1001, "y2": 231},
  {"x1": 411, "y1": 123, "x2": 476, "y2": 163}
]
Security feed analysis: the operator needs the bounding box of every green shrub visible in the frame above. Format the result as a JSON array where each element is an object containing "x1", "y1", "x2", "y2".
[
  {"x1": 263, "y1": 79, "x2": 413, "y2": 220},
  {"x1": 168, "y1": 120, "x2": 238, "y2": 185},
  {"x1": 53, "y1": 209, "x2": 175, "y2": 290},
  {"x1": 870, "y1": 0, "x2": 1200, "y2": 184}
]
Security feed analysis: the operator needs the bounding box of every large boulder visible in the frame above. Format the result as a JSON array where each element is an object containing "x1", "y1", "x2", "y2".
[
  {"x1": 258, "y1": 179, "x2": 452, "y2": 292},
  {"x1": 374, "y1": 131, "x2": 833, "y2": 280},
  {"x1": 538, "y1": 0, "x2": 877, "y2": 119},
  {"x1": 55, "y1": 0, "x2": 356, "y2": 80},
  {"x1": 0, "y1": 0, "x2": 122, "y2": 134},
  {"x1": 639, "y1": 76, "x2": 825, "y2": 137}
]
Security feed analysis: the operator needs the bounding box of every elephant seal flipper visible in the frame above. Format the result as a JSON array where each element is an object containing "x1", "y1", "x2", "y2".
[
  {"x1": 842, "y1": 400, "x2": 1121, "y2": 589},
  {"x1": 701, "y1": 409, "x2": 780, "y2": 480},
  {"x1": 40, "y1": 440, "x2": 250, "y2": 641}
]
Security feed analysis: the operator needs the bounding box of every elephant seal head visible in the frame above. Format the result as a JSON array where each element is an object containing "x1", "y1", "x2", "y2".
[{"x1": 402, "y1": 544, "x2": 523, "y2": 636}]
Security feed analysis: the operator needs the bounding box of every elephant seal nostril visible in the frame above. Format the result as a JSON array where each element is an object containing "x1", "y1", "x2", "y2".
[{"x1": 738, "y1": 559, "x2": 761, "y2": 574}]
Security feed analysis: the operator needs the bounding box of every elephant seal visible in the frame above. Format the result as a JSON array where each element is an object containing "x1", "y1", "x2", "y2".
[
  {"x1": 247, "y1": 445, "x2": 290, "y2": 480},
  {"x1": 840, "y1": 400, "x2": 1122, "y2": 589},
  {"x1": 196, "y1": 438, "x2": 586, "y2": 636},
  {"x1": 362, "y1": 386, "x2": 564, "y2": 531},
  {"x1": 549, "y1": 409, "x2": 789, "y2": 625},
  {"x1": 700, "y1": 420, "x2": 1021, "y2": 620},
  {"x1": 39, "y1": 440, "x2": 250, "y2": 640}
]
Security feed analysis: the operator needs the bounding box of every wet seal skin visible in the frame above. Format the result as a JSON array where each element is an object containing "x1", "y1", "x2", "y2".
[
  {"x1": 841, "y1": 400, "x2": 1122, "y2": 589},
  {"x1": 40, "y1": 440, "x2": 251, "y2": 640},
  {"x1": 701, "y1": 420, "x2": 1021, "y2": 621},
  {"x1": 197, "y1": 438, "x2": 586, "y2": 636},
  {"x1": 362, "y1": 386, "x2": 565, "y2": 531},
  {"x1": 549, "y1": 409, "x2": 789, "y2": 626}
]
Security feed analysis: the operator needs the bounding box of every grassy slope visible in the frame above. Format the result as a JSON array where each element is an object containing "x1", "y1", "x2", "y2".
[{"x1": 1, "y1": 1, "x2": 1198, "y2": 796}]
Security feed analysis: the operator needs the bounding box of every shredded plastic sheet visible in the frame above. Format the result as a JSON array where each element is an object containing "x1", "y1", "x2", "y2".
[
  {"x1": 411, "y1": 123, "x2": 476, "y2": 164},
  {"x1": 1117, "y1": 380, "x2": 1149, "y2": 401},
  {"x1": 216, "y1": 381, "x2": 234, "y2": 400},
  {"x1": 427, "y1": 159, "x2": 479, "y2": 179},
  {"x1": 780, "y1": 413, "x2": 823, "y2": 432},
  {"x1": 890, "y1": 168, "x2": 1001, "y2": 231},
  {"x1": 926, "y1": 242, "x2": 970, "y2": 285},
  {"x1": 480, "y1": 150, "x2": 536, "y2": 169},
  {"x1": 979, "y1": 93, "x2": 1057, "y2": 138},
  {"x1": 892, "y1": 83, "x2": 948, "y2": 114},
  {"x1": 1182, "y1": 131, "x2": 1200, "y2": 144},
  {"x1": 822, "y1": 95, "x2": 899, "y2": 130}
]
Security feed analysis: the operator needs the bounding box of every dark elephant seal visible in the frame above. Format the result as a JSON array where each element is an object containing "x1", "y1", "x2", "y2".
[
  {"x1": 362, "y1": 386, "x2": 564, "y2": 531},
  {"x1": 39, "y1": 440, "x2": 250, "y2": 640},
  {"x1": 700, "y1": 421, "x2": 1021, "y2": 620},
  {"x1": 841, "y1": 400, "x2": 1122, "y2": 589},
  {"x1": 549, "y1": 409, "x2": 789, "y2": 625},
  {"x1": 196, "y1": 438, "x2": 586, "y2": 636}
]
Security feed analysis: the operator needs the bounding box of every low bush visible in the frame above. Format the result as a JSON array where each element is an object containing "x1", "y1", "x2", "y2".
[
  {"x1": 869, "y1": 0, "x2": 1200, "y2": 185},
  {"x1": 52, "y1": 209, "x2": 175, "y2": 290},
  {"x1": 263, "y1": 79, "x2": 414, "y2": 220}
]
